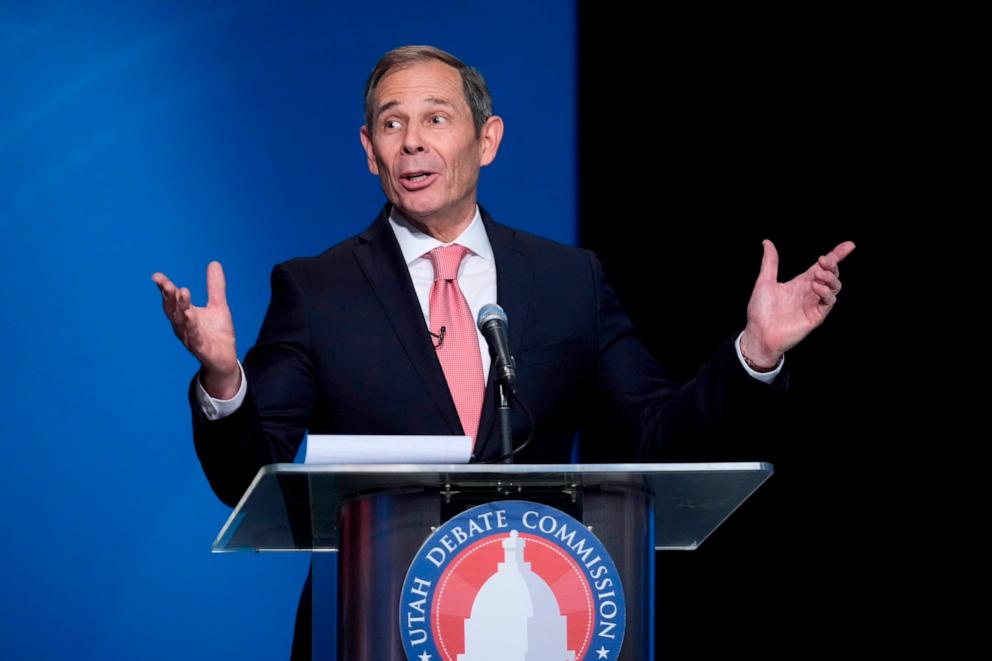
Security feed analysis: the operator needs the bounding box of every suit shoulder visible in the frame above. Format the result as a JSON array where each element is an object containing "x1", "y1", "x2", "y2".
[
  {"x1": 268, "y1": 230, "x2": 369, "y2": 283},
  {"x1": 496, "y1": 225, "x2": 598, "y2": 278}
]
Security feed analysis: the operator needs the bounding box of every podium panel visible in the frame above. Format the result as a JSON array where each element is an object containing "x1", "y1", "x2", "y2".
[{"x1": 213, "y1": 463, "x2": 772, "y2": 660}]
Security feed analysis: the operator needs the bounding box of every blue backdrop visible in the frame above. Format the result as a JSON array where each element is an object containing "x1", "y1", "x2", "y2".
[{"x1": 0, "y1": 2, "x2": 575, "y2": 658}]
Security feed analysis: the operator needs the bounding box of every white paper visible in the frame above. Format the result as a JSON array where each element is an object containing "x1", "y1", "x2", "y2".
[{"x1": 304, "y1": 434, "x2": 472, "y2": 464}]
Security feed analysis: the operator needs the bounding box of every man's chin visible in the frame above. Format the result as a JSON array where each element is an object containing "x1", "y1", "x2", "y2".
[
  {"x1": 391, "y1": 196, "x2": 441, "y2": 222},
  {"x1": 394, "y1": 205, "x2": 435, "y2": 224}
]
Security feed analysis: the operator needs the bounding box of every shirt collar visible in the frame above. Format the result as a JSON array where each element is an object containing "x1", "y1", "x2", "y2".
[{"x1": 387, "y1": 205, "x2": 493, "y2": 266}]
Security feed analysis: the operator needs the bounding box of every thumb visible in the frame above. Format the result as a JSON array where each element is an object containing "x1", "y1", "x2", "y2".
[
  {"x1": 757, "y1": 239, "x2": 779, "y2": 284},
  {"x1": 206, "y1": 261, "x2": 228, "y2": 307}
]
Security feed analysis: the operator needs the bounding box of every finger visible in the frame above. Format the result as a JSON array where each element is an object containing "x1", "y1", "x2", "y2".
[
  {"x1": 812, "y1": 281, "x2": 837, "y2": 306},
  {"x1": 818, "y1": 255, "x2": 839, "y2": 277},
  {"x1": 169, "y1": 288, "x2": 186, "y2": 327},
  {"x1": 161, "y1": 293, "x2": 176, "y2": 320},
  {"x1": 757, "y1": 239, "x2": 779, "y2": 283},
  {"x1": 152, "y1": 272, "x2": 176, "y2": 299},
  {"x1": 828, "y1": 240, "x2": 856, "y2": 265},
  {"x1": 814, "y1": 276, "x2": 841, "y2": 296},
  {"x1": 814, "y1": 277, "x2": 842, "y2": 297},
  {"x1": 152, "y1": 273, "x2": 183, "y2": 324},
  {"x1": 178, "y1": 287, "x2": 192, "y2": 311},
  {"x1": 814, "y1": 267, "x2": 842, "y2": 293},
  {"x1": 158, "y1": 280, "x2": 176, "y2": 315},
  {"x1": 168, "y1": 287, "x2": 188, "y2": 326},
  {"x1": 206, "y1": 261, "x2": 228, "y2": 308}
]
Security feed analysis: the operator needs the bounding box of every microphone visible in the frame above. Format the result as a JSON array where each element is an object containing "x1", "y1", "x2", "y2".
[{"x1": 477, "y1": 303, "x2": 517, "y2": 396}]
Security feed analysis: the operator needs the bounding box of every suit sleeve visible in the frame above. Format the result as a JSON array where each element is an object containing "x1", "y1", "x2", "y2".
[
  {"x1": 588, "y1": 252, "x2": 789, "y2": 461},
  {"x1": 190, "y1": 263, "x2": 317, "y2": 507}
]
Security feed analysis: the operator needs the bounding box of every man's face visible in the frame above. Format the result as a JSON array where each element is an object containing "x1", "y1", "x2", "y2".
[{"x1": 360, "y1": 59, "x2": 502, "y2": 230}]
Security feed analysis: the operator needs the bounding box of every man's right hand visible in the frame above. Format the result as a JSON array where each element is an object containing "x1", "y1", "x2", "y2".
[{"x1": 152, "y1": 261, "x2": 241, "y2": 399}]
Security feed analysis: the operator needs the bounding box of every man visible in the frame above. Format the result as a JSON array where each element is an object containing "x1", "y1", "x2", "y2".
[{"x1": 152, "y1": 45, "x2": 854, "y2": 657}]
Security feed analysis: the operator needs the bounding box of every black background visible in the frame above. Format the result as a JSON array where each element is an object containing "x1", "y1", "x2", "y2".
[{"x1": 576, "y1": 6, "x2": 910, "y2": 656}]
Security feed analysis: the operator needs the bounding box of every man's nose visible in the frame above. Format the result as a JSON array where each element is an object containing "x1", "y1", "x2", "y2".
[{"x1": 401, "y1": 125, "x2": 426, "y2": 154}]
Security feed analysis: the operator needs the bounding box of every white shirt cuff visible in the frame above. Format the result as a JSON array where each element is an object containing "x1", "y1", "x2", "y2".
[
  {"x1": 195, "y1": 361, "x2": 247, "y2": 420},
  {"x1": 735, "y1": 332, "x2": 783, "y2": 384}
]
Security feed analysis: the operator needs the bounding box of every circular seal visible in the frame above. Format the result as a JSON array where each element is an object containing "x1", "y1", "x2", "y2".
[{"x1": 399, "y1": 500, "x2": 626, "y2": 660}]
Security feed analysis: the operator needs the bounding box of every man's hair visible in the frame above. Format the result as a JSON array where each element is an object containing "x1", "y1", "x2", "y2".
[{"x1": 363, "y1": 45, "x2": 493, "y2": 137}]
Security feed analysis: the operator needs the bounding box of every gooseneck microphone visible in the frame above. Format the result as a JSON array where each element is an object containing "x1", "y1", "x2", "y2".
[
  {"x1": 476, "y1": 304, "x2": 533, "y2": 463},
  {"x1": 476, "y1": 304, "x2": 517, "y2": 396}
]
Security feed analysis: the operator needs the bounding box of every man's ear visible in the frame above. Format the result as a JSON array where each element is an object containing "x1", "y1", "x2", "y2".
[
  {"x1": 478, "y1": 115, "x2": 504, "y2": 167},
  {"x1": 359, "y1": 125, "x2": 379, "y2": 175}
]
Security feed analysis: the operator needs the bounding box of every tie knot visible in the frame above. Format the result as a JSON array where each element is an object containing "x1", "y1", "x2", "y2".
[{"x1": 426, "y1": 244, "x2": 470, "y2": 281}]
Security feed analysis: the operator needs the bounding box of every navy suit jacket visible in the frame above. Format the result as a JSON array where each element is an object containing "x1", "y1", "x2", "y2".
[{"x1": 191, "y1": 203, "x2": 785, "y2": 508}]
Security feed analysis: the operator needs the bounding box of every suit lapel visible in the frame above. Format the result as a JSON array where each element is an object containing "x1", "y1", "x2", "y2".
[
  {"x1": 474, "y1": 208, "x2": 533, "y2": 460},
  {"x1": 351, "y1": 205, "x2": 463, "y2": 436}
]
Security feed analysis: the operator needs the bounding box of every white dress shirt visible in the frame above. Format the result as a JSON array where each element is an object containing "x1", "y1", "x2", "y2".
[
  {"x1": 195, "y1": 207, "x2": 780, "y2": 420},
  {"x1": 388, "y1": 206, "x2": 497, "y2": 378}
]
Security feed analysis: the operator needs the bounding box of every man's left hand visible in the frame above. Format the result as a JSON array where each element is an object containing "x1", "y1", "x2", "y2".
[{"x1": 739, "y1": 239, "x2": 857, "y2": 368}]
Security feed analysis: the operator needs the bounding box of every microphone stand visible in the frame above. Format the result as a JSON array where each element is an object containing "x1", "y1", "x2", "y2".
[{"x1": 495, "y1": 381, "x2": 514, "y2": 463}]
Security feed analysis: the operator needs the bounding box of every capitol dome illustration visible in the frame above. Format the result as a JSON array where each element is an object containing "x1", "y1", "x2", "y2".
[{"x1": 457, "y1": 530, "x2": 576, "y2": 661}]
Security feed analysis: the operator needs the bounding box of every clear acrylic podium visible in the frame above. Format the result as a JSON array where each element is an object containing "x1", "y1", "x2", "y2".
[{"x1": 213, "y1": 462, "x2": 772, "y2": 660}]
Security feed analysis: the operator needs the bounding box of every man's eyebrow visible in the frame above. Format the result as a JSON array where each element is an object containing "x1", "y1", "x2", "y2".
[
  {"x1": 375, "y1": 97, "x2": 455, "y2": 119},
  {"x1": 421, "y1": 97, "x2": 455, "y2": 109}
]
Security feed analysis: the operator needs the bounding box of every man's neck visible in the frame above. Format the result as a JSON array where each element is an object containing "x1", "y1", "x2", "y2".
[{"x1": 405, "y1": 207, "x2": 477, "y2": 243}]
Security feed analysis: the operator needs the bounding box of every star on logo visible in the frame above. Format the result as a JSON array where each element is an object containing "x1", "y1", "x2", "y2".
[
  {"x1": 596, "y1": 646, "x2": 610, "y2": 659},
  {"x1": 418, "y1": 652, "x2": 432, "y2": 661}
]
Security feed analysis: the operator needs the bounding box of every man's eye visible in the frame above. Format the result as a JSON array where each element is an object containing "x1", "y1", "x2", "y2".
[
  {"x1": 430, "y1": 115, "x2": 448, "y2": 125},
  {"x1": 384, "y1": 119, "x2": 401, "y2": 129}
]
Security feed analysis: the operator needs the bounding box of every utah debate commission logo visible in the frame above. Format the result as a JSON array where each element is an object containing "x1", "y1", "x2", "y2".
[{"x1": 400, "y1": 501, "x2": 626, "y2": 660}]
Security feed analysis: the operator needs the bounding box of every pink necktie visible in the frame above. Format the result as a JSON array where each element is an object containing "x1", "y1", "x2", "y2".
[{"x1": 426, "y1": 244, "x2": 485, "y2": 442}]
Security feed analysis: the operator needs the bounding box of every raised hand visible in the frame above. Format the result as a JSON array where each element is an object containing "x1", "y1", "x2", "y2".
[
  {"x1": 151, "y1": 261, "x2": 241, "y2": 399},
  {"x1": 739, "y1": 240, "x2": 856, "y2": 368}
]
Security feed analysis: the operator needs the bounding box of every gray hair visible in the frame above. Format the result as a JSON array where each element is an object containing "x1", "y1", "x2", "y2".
[{"x1": 363, "y1": 45, "x2": 493, "y2": 137}]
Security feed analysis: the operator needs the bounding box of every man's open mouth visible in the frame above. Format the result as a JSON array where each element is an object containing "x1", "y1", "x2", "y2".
[{"x1": 399, "y1": 171, "x2": 438, "y2": 190}]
